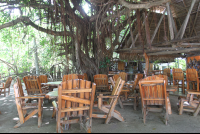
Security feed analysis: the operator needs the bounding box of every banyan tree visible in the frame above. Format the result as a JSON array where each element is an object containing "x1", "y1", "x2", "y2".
[{"x1": 0, "y1": 0, "x2": 200, "y2": 79}]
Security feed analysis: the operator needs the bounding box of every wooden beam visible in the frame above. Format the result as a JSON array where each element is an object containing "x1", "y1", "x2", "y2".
[
  {"x1": 175, "y1": 0, "x2": 197, "y2": 39},
  {"x1": 182, "y1": 0, "x2": 198, "y2": 37},
  {"x1": 152, "y1": 35, "x2": 200, "y2": 47},
  {"x1": 147, "y1": 48, "x2": 200, "y2": 55},
  {"x1": 181, "y1": 43, "x2": 200, "y2": 46},
  {"x1": 189, "y1": 1, "x2": 200, "y2": 37},
  {"x1": 168, "y1": 4, "x2": 177, "y2": 35},
  {"x1": 143, "y1": 10, "x2": 151, "y2": 49},
  {"x1": 151, "y1": 9, "x2": 166, "y2": 44},
  {"x1": 166, "y1": 2, "x2": 174, "y2": 40},
  {"x1": 130, "y1": 11, "x2": 151, "y2": 48}
]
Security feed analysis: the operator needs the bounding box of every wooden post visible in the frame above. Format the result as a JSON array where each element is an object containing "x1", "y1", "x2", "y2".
[
  {"x1": 166, "y1": 2, "x2": 174, "y2": 40},
  {"x1": 143, "y1": 10, "x2": 151, "y2": 49},
  {"x1": 144, "y1": 52, "x2": 149, "y2": 77}
]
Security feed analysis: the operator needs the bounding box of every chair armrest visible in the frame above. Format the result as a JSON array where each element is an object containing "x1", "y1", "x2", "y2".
[
  {"x1": 16, "y1": 96, "x2": 44, "y2": 99},
  {"x1": 97, "y1": 95, "x2": 118, "y2": 99},
  {"x1": 121, "y1": 89, "x2": 130, "y2": 92}
]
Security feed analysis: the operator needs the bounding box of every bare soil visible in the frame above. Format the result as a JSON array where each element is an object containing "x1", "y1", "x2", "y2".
[{"x1": 1, "y1": 83, "x2": 200, "y2": 133}]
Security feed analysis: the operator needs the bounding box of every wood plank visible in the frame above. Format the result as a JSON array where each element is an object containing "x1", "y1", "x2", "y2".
[{"x1": 61, "y1": 106, "x2": 90, "y2": 112}]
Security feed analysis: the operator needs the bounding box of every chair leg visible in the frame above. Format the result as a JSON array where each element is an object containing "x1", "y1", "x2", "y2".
[
  {"x1": 193, "y1": 102, "x2": 200, "y2": 117},
  {"x1": 38, "y1": 99, "x2": 42, "y2": 127},
  {"x1": 179, "y1": 99, "x2": 184, "y2": 115},
  {"x1": 143, "y1": 107, "x2": 146, "y2": 124}
]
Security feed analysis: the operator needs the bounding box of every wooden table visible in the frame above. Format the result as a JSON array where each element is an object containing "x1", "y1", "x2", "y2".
[{"x1": 41, "y1": 81, "x2": 62, "y2": 91}]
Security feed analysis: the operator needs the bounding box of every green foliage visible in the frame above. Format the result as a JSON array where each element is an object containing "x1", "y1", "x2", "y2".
[{"x1": 99, "y1": 57, "x2": 111, "y2": 69}]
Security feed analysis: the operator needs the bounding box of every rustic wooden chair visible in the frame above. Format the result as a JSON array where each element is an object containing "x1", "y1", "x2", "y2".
[
  {"x1": 23, "y1": 76, "x2": 44, "y2": 95},
  {"x1": 53, "y1": 79, "x2": 96, "y2": 133},
  {"x1": 93, "y1": 74, "x2": 110, "y2": 94},
  {"x1": 111, "y1": 74, "x2": 143, "y2": 110},
  {"x1": 179, "y1": 90, "x2": 200, "y2": 116},
  {"x1": 38, "y1": 75, "x2": 50, "y2": 92},
  {"x1": 118, "y1": 72, "x2": 128, "y2": 82},
  {"x1": 83, "y1": 73, "x2": 88, "y2": 80},
  {"x1": 92, "y1": 77, "x2": 125, "y2": 124},
  {"x1": 163, "y1": 68, "x2": 171, "y2": 85},
  {"x1": 77, "y1": 74, "x2": 85, "y2": 80},
  {"x1": 139, "y1": 76, "x2": 169, "y2": 125},
  {"x1": 186, "y1": 68, "x2": 199, "y2": 91},
  {"x1": 62, "y1": 74, "x2": 78, "y2": 81},
  {"x1": 13, "y1": 77, "x2": 44, "y2": 128},
  {"x1": 173, "y1": 68, "x2": 185, "y2": 94},
  {"x1": 0, "y1": 77, "x2": 12, "y2": 97}
]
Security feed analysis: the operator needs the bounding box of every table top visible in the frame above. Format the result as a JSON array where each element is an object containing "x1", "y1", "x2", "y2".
[
  {"x1": 45, "y1": 84, "x2": 177, "y2": 99},
  {"x1": 41, "y1": 81, "x2": 62, "y2": 86}
]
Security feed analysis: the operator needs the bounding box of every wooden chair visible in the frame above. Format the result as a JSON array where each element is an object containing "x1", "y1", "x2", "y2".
[
  {"x1": 54, "y1": 79, "x2": 96, "y2": 133},
  {"x1": 118, "y1": 72, "x2": 128, "y2": 82},
  {"x1": 163, "y1": 68, "x2": 171, "y2": 85},
  {"x1": 112, "y1": 74, "x2": 143, "y2": 110},
  {"x1": 139, "y1": 76, "x2": 169, "y2": 125},
  {"x1": 62, "y1": 74, "x2": 78, "y2": 81},
  {"x1": 186, "y1": 68, "x2": 200, "y2": 91},
  {"x1": 23, "y1": 75, "x2": 47, "y2": 95},
  {"x1": 93, "y1": 74, "x2": 109, "y2": 93},
  {"x1": 38, "y1": 75, "x2": 50, "y2": 93},
  {"x1": 113, "y1": 74, "x2": 120, "y2": 82},
  {"x1": 13, "y1": 77, "x2": 44, "y2": 128},
  {"x1": 77, "y1": 74, "x2": 85, "y2": 80},
  {"x1": 0, "y1": 77, "x2": 12, "y2": 97},
  {"x1": 173, "y1": 68, "x2": 185, "y2": 94},
  {"x1": 83, "y1": 73, "x2": 88, "y2": 80},
  {"x1": 92, "y1": 77, "x2": 125, "y2": 124},
  {"x1": 179, "y1": 90, "x2": 200, "y2": 116}
]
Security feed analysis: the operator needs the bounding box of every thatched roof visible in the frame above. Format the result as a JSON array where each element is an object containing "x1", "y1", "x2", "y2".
[{"x1": 116, "y1": 0, "x2": 200, "y2": 62}]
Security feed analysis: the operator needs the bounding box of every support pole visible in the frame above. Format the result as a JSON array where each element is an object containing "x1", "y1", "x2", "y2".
[{"x1": 166, "y1": 2, "x2": 174, "y2": 40}]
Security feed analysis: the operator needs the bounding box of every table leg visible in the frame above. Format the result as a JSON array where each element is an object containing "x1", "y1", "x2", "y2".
[{"x1": 167, "y1": 97, "x2": 172, "y2": 115}]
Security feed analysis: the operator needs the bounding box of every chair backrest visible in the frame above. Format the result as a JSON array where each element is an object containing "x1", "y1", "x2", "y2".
[
  {"x1": 113, "y1": 74, "x2": 120, "y2": 82},
  {"x1": 186, "y1": 68, "x2": 198, "y2": 82},
  {"x1": 108, "y1": 77, "x2": 125, "y2": 104},
  {"x1": 77, "y1": 74, "x2": 85, "y2": 80},
  {"x1": 4, "y1": 77, "x2": 12, "y2": 88},
  {"x1": 163, "y1": 68, "x2": 170, "y2": 77},
  {"x1": 156, "y1": 74, "x2": 168, "y2": 83},
  {"x1": 93, "y1": 74, "x2": 108, "y2": 90},
  {"x1": 23, "y1": 76, "x2": 42, "y2": 95},
  {"x1": 83, "y1": 73, "x2": 88, "y2": 80},
  {"x1": 173, "y1": 68, "x2": 184, "y2": 80},
  {"x1": 57, "y1": 79, "x2": 96, "y2": 119},
  {"x1": 139, "y1": 76, "x2": 167, "y2": 106},
  {"x1": 16, "y1": 77, "x2": 24, "y2": 97},
  {"x1": 118, "y1": 72, "x2": 127, "y2": 82},
  {"x1": 13, "y1": 82, "x2": 25, "y2": 123},
  {"x1": 132, "y1": 73, "x2": 143, "y2": 92},
  {"x1": 62, "y1": 74, "x2": 78, "y2": 81},
  {"x1": 38, "y1": 75, "x2": 48, "y2": 83}
]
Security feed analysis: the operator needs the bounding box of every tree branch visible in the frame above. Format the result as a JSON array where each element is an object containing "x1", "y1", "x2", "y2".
[{"x1": 0, "y1": 16, "x2": 74, "y2": 37}]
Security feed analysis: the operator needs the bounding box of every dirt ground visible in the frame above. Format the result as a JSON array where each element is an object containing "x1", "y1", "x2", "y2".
[{"x1": 1, "y1": 82, "x2": 200, "y2": 133}]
